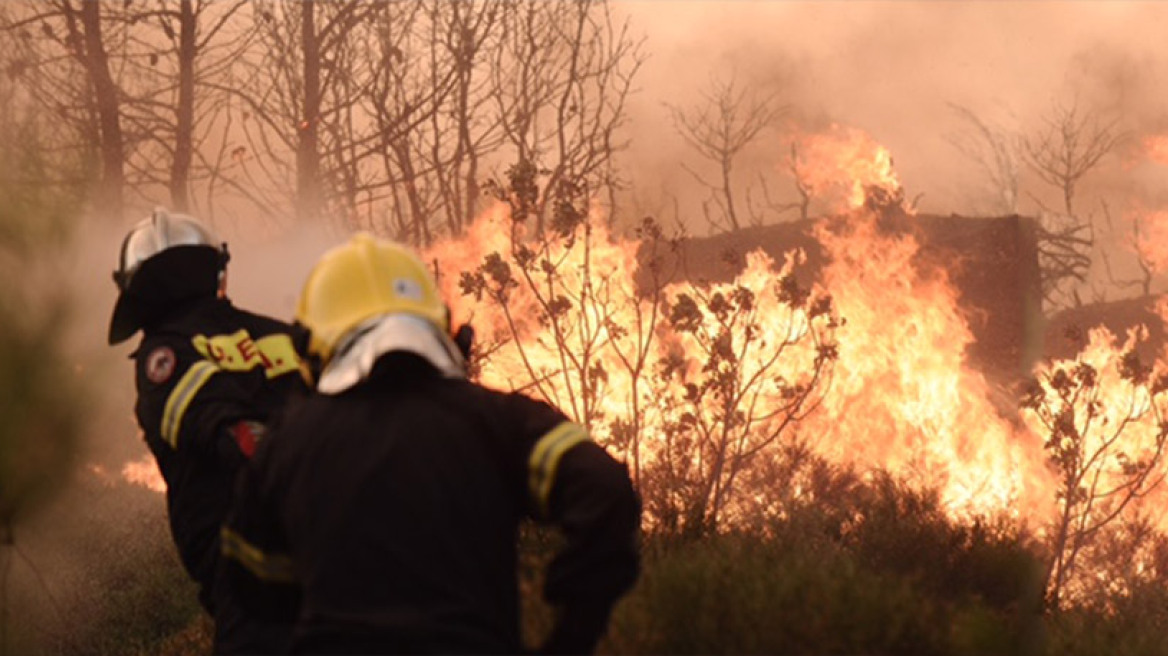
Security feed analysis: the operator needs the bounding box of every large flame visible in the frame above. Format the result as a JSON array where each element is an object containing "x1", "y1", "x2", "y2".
[
  {"x1": 425, "y1": 125, "x2": 1057, "y2": 526},
  {"x1": 807, "y1": 212, "x2": 1054, "y2": 518},
  {"x1": 428, "y1": 206, "x2": 671, "y2": 447}
]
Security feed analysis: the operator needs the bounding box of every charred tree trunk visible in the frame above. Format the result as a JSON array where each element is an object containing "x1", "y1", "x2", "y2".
[
  {"x1": 169, "y1": 0, "x2": 196, "y2": 212},
  {"x1": 74, "y1": 1, "x2": 124, "y2": 218},
  {"x1": 297, "y1": 0, "x2": 323, "y2": 224},
  {"x1": 721, "y1": 157, "x2": 740, "y2": 230},
  {"x1": 391, "y1": 139, "x2": 430, "y2": 247}
]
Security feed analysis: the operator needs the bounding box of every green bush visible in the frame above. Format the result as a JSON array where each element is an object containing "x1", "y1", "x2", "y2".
[
  {"x1": 0, "y1": 93, "x2": 89, "y2": 531},
  {"x1": 1045, "y1": 571, "x2": 1168, "y2": 656},
  {"x1": 604, "y1": 470, "x2": 1047, "y2": 655},
  {"x1": 0, "y1": 191, "x2": 83, "y2": 533}
]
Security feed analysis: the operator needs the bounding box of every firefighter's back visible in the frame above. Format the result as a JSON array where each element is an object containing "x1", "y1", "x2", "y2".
[{"x1": 268, "y1": 352, "x2": 539, "y2": 653}]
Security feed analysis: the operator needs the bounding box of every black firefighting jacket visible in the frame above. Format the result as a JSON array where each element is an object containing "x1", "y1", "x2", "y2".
[
  {"x1": 222, "y1": 352, "x2": 641, "y2": 655},
  {"x1": 132, "y1": 295, "x2": 304, "y2": 610}
]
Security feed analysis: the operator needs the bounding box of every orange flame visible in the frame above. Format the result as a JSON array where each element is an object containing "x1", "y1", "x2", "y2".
[
  {"x1": 1142, "y1": 135, "x2": 1168, "y2": 166},
  {"x1": 121, "y1": 454, "x2": 166, "y2": 493},
  {"x1": 428, "y1": 204, "x2": 834, "y2": 529},
  {"x1": 791, "y1": 125, "x2": 902, "y2": 211},
  {"x1": 86, "y1": 463, "x2": 118, "y2": 488},
  {"x1": 428, "y1": 204, "x2": 665, "y2": 444},
  {"x1": 1024, "y1": 326, "x2": 1168, "y2": 514},
  {"x1": 1021, "y1": 323, "x2": 1168, "y2": 601},
  {"x1": 808, "y1": 212, "x2": 1053, "y2": 518}
]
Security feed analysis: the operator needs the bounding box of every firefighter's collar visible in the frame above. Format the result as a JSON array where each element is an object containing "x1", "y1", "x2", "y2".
[{"x1": 317, "y1": 313, "x2": 466, "y2": 395}]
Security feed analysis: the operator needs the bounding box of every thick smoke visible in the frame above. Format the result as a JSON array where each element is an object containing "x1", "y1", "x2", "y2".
[{"x1": 6, "y1": 213, "x2": 338, "y2": 650}]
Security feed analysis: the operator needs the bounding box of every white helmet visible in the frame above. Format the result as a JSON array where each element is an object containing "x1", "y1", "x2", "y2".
[{"x1": 108, "y1": 208, "x2": 229, "y2": 344}]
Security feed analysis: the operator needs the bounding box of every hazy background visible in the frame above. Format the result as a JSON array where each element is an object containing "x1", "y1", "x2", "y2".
[{"x1": 617, "y1": 1, "x2": 1168, "y2": 219}]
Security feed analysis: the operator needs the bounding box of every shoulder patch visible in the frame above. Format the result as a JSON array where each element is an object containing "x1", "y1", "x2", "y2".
[{"x1": 145, "y1": 346, "x2": 177, "y2": 384}]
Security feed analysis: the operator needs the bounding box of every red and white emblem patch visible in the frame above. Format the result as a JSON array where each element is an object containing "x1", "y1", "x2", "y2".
[{"x1": 145, "y1": 346, "x2": 177, "y2": 384}]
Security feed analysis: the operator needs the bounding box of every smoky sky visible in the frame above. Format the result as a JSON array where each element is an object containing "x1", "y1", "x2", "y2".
[{"x1": 616, "y1": 0, "x2": 1168, "y2": 219}]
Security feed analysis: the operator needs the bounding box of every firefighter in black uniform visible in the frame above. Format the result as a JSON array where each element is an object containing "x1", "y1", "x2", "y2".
[
  {"x1": 222, "y1": 233, "x2": 641, "y2": 654},
  {"x1": 108, "y1": 208, "x2": 304, "y2": 654}
]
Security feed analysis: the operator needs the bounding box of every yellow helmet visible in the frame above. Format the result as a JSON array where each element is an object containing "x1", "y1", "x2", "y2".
[{"x1": 296, "y1": 233, "x2": 448, "y2": 365}]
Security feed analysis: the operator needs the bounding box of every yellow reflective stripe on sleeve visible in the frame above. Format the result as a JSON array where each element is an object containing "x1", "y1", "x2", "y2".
[
  {"x1": 220, "y1": 527, "x2": 295, "y2": 583},
  {"x1": 160, "y1": 361, "x2": 218, "y2": 448},
  {"x1": 527, "y1": 421, "x2": 590, "y2": 518}
]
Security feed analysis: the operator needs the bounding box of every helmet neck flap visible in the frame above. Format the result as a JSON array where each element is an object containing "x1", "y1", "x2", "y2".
[{"x1": 316, "y1": 313, "x2": 466, "y2": 395}]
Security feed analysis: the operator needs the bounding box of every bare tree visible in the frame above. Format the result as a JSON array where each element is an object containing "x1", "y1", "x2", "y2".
[
  {"x1": 489, "y1": 0, "x2": 645, "y2": 236},
  {"x1": 1022, "y1": 98, "x2": 1123, "y2": 309},
  {"x1": 413, "y1": 0, "x2": 505, "y2": 237},
  {"x1": 231, "y1": 1, "x2": 390, "y2": 225},
  {"x1": 110, "y1": 0, "x2": 253, "y2": 215},
  {"x1": 0, "y1": 1, "x2": 258, "y2": 221},
  {"x1": 946, "y1": 103, "x2": 1020, "y2": 216},
  {"x1": 669, "y1": 76, "x2": 785, "y2": 232},
  {"x1": 0, "y1": 6, "x2": 90, "y2": 203},
  {"x1": 3, "y1": 0, "x2": 644, "y2": 239},
  {"x1": 356, "y1": 0, "x2": 490, "y2": 243},
  {"x1": 1025, "y1": 98, "x2": 1121, "y2": 218},
  {"x1": 1099, "y1": 202, "x2": 1161, "y2": 299},
  {"x1": 69, "y1": 0, "x2": 124, "y2": 217},
  {"x1": 0, "y1": 1, "x2": 128, "y2": 217},
  {"x1": 784, "y1": 141, "x2": 818, "y2": 222}
]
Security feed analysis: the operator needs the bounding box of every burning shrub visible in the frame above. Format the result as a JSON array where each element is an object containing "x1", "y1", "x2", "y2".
[
  {"x1": 429, "y1": 177, "x2": 838, "y2": 536},
  {"x1": 643, "y1": 253, "x2": 837, "y2": 536},
  {"x1": 1021, "y1": 326, "x2": 1168, "y2": 609}
]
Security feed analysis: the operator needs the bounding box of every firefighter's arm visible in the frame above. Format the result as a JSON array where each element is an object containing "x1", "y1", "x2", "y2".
[
  {"x1": 528, "y1": 424, "x2": 641, "y2": 655},
  {"x1": 142, "y1": 346, "x2": 270, "y2": 461},
  {"x1": 219, "y1": 450, "x2": 301, "y2": 621}
]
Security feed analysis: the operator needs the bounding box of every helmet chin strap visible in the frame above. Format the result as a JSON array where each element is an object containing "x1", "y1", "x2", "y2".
[{"x1": 317, "y1": 314, "x2": 466, "y2": 395}]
